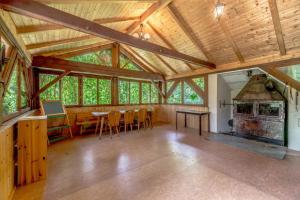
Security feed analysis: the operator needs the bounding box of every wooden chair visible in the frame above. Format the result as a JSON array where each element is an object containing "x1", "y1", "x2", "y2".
[
  {"x1": 121, "y1": 110, "x2": 135, "y2": 134},
  {"x1": 107, "y1": 111, "x2": 121, "y2": 138},
  {"x1": 137, "y1": 109, "x2": 147, "y2": 131},
  {"x1": 76, "y1": 113, "x2": 99, "y2": 135}
]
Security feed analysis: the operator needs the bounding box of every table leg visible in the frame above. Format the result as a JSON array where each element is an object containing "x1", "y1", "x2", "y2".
[
  {"x1": 199, "y1": 115, "x2": 202, "y2": 136},
  {"x1": 99, "y1": 117, "x2": 105, "y2": 140},
  {"x1": 95, "y1": 117, "x2": 100, "y2": 135},
  {"x1": 184, "y1": 113, "x2": 187, "y2": 128},
  {"x1": 176, "y1": 112, "x2": 178, "y2": 130},
  {"x1": 207, "y1": 113, "x2": 210, "y2": 133}
]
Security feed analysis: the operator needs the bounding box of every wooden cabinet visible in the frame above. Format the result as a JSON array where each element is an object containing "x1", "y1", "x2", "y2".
[{"x1": 17, "y1": 116, "x2": 47, "y2": 186}]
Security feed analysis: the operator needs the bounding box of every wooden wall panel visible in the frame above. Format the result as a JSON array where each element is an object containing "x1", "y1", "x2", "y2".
[
  {"x1": 158, "y1": 105, "x2": 209, "y2": 131},
  {"x1": 0, "y1": 127, "x2": 15, "y2": 200}
]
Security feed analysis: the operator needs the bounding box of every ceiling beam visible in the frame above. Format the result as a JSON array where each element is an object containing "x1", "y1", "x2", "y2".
[
  {"x1": 32, "y1": 56, "x2": 164, "y2": 81},
  {"x1": 268, "y1": 0, "x2": 286, "y2": 55},
  {"x1": 122, "y1": 45, "x2": 166, "y2": 75},
  {"x1": 26, "y1": 35, "x2": 95, "y2": 50},
  {"x1": 17, "y1": 16, "x2": 140, "y2": 34},
  {"x1": 34, "y1": 0, "x2": 157, "y2": 3},
  {"x1": 261, "y1": 67, "x2": 300, "y2": 91},
  {"x1": 126, "y1": 0, "x2": 172, "y2": 34},
  {"x1": 154, "y1": 54, "x2": 178, "y2": 74},
  {"x1": 147, "y1": 21, "x2": 194, "y2": 71},
  {"x1": 166, "y1": 52, "x2": 300, "y2": 80},
  {"x1": 167, "y1": 3, "x2": 210, "y2": 62},
  {"x1": 0, "y1": 0, "x2": 215, "y2": 68}
]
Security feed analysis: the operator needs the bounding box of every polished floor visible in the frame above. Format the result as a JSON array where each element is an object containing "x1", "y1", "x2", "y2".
[{"x1": 14, "y1": 125, "x2": 300, "y2": 200}]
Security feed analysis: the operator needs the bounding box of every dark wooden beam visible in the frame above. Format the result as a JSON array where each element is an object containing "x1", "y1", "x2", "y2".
[
  {"x1": 260, "y1": 67, "x2": 300, "y2": 91},
  {"x1": 33, "y1": 70, "x2": 71, "y2": 98},
  {"x1": 268, "y1": 0, "x2": 286, "y2": 55},
  {"x1": 166, "y1": 80, "x2": 179, "y2": 98},
  {"x1": 0, "y1": 0, "x2": 215, "y2": 68},
  {"x1": 32, "y1": 56, "x2": 164, "y2": 81},
  {"x1": 18, "y1": 16, "x2": 140, "y2": 35}
]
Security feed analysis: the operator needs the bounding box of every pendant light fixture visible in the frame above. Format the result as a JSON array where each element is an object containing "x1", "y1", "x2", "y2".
[
  {"x1": 133, "y1": 24, "x2": 150, "y2": 41},
  {"x1": 214, "y1": 0, "x2": 225, "y2": 19}
]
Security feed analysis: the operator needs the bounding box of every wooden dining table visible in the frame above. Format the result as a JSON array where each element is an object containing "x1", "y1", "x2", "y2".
[{"x1": 92, "y1": 109, "x2": 153, "y2": 139}]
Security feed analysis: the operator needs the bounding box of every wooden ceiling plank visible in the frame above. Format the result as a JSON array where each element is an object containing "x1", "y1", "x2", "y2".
[
  {"x1": 17, "y1": 16, "x2": 141, "y2": 34},
  {"x1": 261, "y1": 67, "x2": 300, "y2": 91},
  {"x1": 147, "y1": 21, "x2": 195, "y2": 71},
  {"x1": 154, "y1": 54, "x2": 178, "y2": 74},
  {"x1": 166, "y1": 52, "x2": 300, "y2": 80},
  {"x1": 268, "y1": 0, "x2": 286, "y2": 55},
  {"x1": 32, "y1": 56, "x2": 164, "y2": 81},
  {"x1": 35, "y1": 0, "x2": 158, "y2": 3},
  {"x1": 126, "y1": 0, "x2": 173, "y2": 34},
  {"x1": 26, "y1": 35, "x2": 95, "y2": 50},
  {"x1": 0, "y1": 0, "x2": 215, "y2": 68},
  {"x1": 167, "y1": 3, "x2": 210, "y2": 62}
]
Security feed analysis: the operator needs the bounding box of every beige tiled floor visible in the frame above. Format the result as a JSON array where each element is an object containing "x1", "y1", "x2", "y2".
[{"x1": 14, "y1": 125, "x2": 300, "y2": 200}]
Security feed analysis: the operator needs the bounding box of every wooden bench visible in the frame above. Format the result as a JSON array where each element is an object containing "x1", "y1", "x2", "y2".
[{"x1": 76, "y1": 113, "x2": 99, "y2": 135}]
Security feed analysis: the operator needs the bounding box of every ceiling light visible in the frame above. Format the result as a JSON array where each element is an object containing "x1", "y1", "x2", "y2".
[
  {"x1": 133, "y1": 24, "x2": 151, "y2": 41},
  {"x1": 214, "y1": 0, "x2": 225, "y2": 19}
]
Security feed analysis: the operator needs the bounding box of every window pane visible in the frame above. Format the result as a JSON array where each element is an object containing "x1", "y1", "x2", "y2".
[
  {"x1": 167, "y1": 82, "x2": 182, "y2": 104},
  {"x1": 119, "y1": 80, "x2": 129, "y2": 104},
  {"x1": 192, "y1": 77, "x2": 205, "y2": 90},
  {"x1": 151, "y1": 84, "x2": 159, "y2": 104},
  {"x1": 167, "y1": 81, "x2": 174, "y2": 92},
  {"x1": 98, "y1": 79, "x2": 111, "y2": 104},
  {"x1": 68, "y1": 49, "x2": 112, "y2": 66},
  {"x1": 120, "y1": 54, "x2": 141, "y2": 71},
  {"x1": 20, "y1": 73, "x2": 28, "y2": 108},
  {"x1": 62, "y1": 76, "x2": 78, "y2": 105},
  {"x1": 279, "y1": 65, "x2": 300, "y2": 82},
  {"x1": 184, "y1": 82, "x2": 203, "y2": 104},
  {"x1": 142, "y1": 82, "x2": 150, "y2": 104},
  {"x1": 39, "y1": 74, "x2": 60, "y2": 101},
  {"x1": 3, "y1": 64, "x2": 18, "y2": 114},
  {"x1": 83, "y1": 77, "x2": 97, "y2": 105},
  {"x1": 130, "y1": 81, "x2": 140, "y2": 104}
]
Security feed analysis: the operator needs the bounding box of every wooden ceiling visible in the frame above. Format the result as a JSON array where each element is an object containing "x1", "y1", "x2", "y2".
[{"x1": 2, "y1": 0, "x2": 300, "y2": 79}]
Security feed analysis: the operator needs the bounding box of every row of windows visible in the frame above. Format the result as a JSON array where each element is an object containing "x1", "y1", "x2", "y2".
[{"x1": 39, "y1": 74, "x2": 160, "y2": 105}]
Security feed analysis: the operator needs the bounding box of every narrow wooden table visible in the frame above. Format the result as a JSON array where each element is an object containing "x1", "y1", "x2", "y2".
[
  {"x1": 176, "y1": 110, "x2": 210, "y2": 136},
  {"x1": 92, "y1": 109, "x2": 153, "y2": 139}
]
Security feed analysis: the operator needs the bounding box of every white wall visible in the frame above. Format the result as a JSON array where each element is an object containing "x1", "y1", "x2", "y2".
[
  {"x1": 208, "y1": 74, "x2": 218, "y2": 133},
  {"x1": 288, "y1": 88, "x2": 300, "y2": 151}
]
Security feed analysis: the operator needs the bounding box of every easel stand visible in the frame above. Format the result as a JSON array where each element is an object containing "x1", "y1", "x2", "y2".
[{"x1": 40, "y1": 100, "x2": 73, "y2": 144}]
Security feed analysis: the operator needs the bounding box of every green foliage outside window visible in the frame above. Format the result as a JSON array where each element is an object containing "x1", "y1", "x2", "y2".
[
  {"x1": 20, "y1": 73, "x2": 28, "y2": 108},
  {"x1": 68, "y1": 49, "x2": 112, "y2": 66},
  {"x1": 193, "y1": 77, "x2": 205, "y2": 90},
  {"x1": 83, "y1": 77, "x2": 97, "y2": 105},
  {"x1": 167, "y1": 82, "x2": 182, "y2": 104},
  {"x1": 98, "y1": 79, "x2": 111, "y2": 104},
  {"x1": 142, "y1": 82, "x2": 150, "y2": 104},
  {"x1": 167, "y1": 81, "x2": 174, "y2": 92},
  {"x1": 3, "y1": 64, "x2": 18, "y2": 114},
  {"x1": 130, "y1": 81, "x2": 140, "y2": 104},
  {"x1": 120, "y1": 54, "x2": 141, "y2": 71},
  {"x1": 119, "y1": 80, "x2": 129, "y2": 104},
  {"x1": 39, "y1": 74, "x2": 60, "y2": 101},
  {"x1": 62, "y1": 76, "x2": 78, "y2": 105},
  {"x1": 184, "y1": 82, "x2": 203, "y2": 104},
  {"x1": 150, "y1": 84, "x2": 159, "y2": 104}
]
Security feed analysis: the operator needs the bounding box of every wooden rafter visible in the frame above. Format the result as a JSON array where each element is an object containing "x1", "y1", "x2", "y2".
[
  {"x1": 32, "y1": 56, "x2": 164, "y2": 81},
  {"x1": 260, "y1": 67, "x2": 300, "y2": 91},
  {"x1": 167, "y1": 3, "x2": 210, "y2": 62},
  {"x1": 0, "y1": 0, "x2": 215, "y2": 68},
  {"x1": 151, "y1": 80, "x2": 165, "y2": 99},
  {"x1": 166, "y1": 80, "x2": 179, "y2": 98},
  {"x1": 204, "y1": 0, "x2": 244, "y2": 63},
  {"x1": 120, "y1": 46, "x2": 154, "y2": 73},
  {"x1": 126, "y1": 0, "x2": 173, "y2": 34},
  {"x1": 268, "y1": 0, "x2": 286, "y2": 55},
  {"x1": 147, "y1": 21, "x2": 194, "y2": 71},
  {"x1": 154, "y1": 54, "x2": 178, "y2": 74},
  {"x1": 123, "y1": 45, "x2": 165, "y2": 74},
  {"x1": 18, "y1": 16, "x2": 140, "y2": 35},
  {"x1": 26, "y1": 35, "x2": 95, "y2": 50},
  {"x1": 166, "y1": 52, "x2": 300, "y2": 80},
  {"x1": 35, "y1": 0, "x2": 157, "y2": 3},
  {"x1": 33, "y1": 70, "x2": 71, "y2": 99}
]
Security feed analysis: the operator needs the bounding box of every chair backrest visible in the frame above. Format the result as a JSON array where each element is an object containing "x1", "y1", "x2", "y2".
[
  {"x1": 108, "y1": 111, "x2": 121, "y2": 127},
  {"x1": 124, "y1": 110, "x2": 135, "y2": 124},
  {"x1": 138, "y1": 109, "x2": 147, "y2": 123}
]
